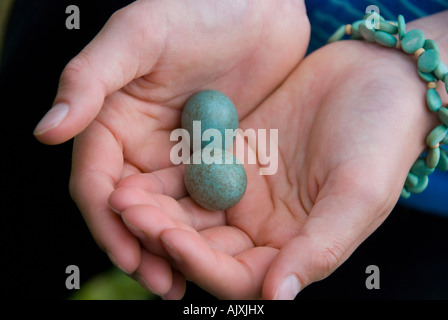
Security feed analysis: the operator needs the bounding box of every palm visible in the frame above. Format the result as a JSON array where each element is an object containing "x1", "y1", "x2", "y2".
[
  {"x1": 223, "y1": 37, "x2": 433, "y2": 250},
  {"x1": 83, "y1": 0, "x2": 309, "y2": 175},
  {"x1": 68, "y1": 0, "x2": 309, "y2": 298},
  {"x1": 112, "y1": 38, "x2": 439, "y2": 299}
]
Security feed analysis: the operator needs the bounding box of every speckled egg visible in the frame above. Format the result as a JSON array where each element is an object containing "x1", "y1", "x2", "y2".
[
  {"x1": 181, "y1": 90, "x2": 238, "y2": 150},
  {"x1": 185, "y1": 149, "x2": 247, "y2": 211}
]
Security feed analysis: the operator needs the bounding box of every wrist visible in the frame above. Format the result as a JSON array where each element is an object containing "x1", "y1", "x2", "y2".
[{"x1": 327, "y1": 10, "x2": 448, "y2": 198}]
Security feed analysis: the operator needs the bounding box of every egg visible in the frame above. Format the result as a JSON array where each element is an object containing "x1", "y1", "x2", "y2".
[
  {"x1": 181, "y1": 90, "x2": 239, "y2": 150},
  {"x1": 184, "y1": 149, "x2": 247, "y2": 211}
]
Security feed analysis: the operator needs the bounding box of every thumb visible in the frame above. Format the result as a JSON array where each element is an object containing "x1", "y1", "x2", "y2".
[
  {"x1": 263, "y1": 186, "x2": 394, "y2": 300},
  {"x1": 33, "y1": 2, "x2": 165, "y2": 144}
]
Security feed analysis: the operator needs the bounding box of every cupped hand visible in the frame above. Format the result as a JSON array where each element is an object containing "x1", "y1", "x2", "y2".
[
  {"x1": 33, "y1": 0, "x2": 310, "y2": 298},
  {"x1": 109, "y1": 12, "x2": 447, "y2": 299}
]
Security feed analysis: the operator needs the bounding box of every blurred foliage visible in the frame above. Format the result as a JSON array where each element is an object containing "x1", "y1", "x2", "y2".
[
  {"x1": 0, "y1": 0, "x2": 14, "y2": 60},
  {"x1": 70, "y1": 267, "x2": 156, "y2": 300}
]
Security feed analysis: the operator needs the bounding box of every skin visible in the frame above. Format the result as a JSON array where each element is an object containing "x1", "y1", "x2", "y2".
[{"x1": 34, "y1": 0, "x2": 448, "y2": 299}]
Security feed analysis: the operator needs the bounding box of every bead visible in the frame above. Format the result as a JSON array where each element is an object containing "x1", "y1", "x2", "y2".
[
  {"x1": 407, "y1": 175, "x2": 429, "y2": 194},
  {"x1": 379, "y1": 21, "x2": 398, "y2": 34},
  {"x1": 404, "y1": 172, "x2": 419, "y2": 188},
  {"x1": 345, "y1": 24, "x2": 352, "y2": 35},
  {"x1": 418, "y1": 49, "x2": 440, "y2": 73},
  {"x1": 401, "y1": 29, "x2": 425, "y2": 54},
  {"x1": 430, "y1": 143, "x2": 440, "y2": 149},
  {"x1": 328, "y1": 25, "x2": 347, "y2": 43},
  {"x1": 437, "y1": 149, "x2": 448, "y2": 171},
  {"x1": 424, "y1": 39, "x2": 439, "y2": 52},
  {"x1": 427, "y1": 82, "x2": 437, "y2": 89},
  {"x1": 181, "y1": 90, "x2": 239, "y2": 151},
  {"x1": 443, "y1": 133, "x2": 448, "y2": 145},
  {"x1": 350, "y1": 20, "x2": 363, "y2": 39},
  {"x1": 434, "y1": 62, "x2": 448, "y2": 81},
  {"x1": 446, "y1": 74, "x2": 448, "y2": 94},
  {"x1": 410, "y1": 158, "x2": 435, "y2": 176},
  {"x1": 359, "y1": 22, "x2": 376, "y2": 43},
  {"x1": 418, "y1": 69, "x2": 436, "y2": 83},
  {"x1": 414, "y1": 48, "x2": 425, "y2": 57},
  {"x1": 438, "y1": 107, "x2": 448, "y2": 126},
  {"x1": 426, "y1": 146, "x2": 441, "y2": 169},
  {"x1": 426, "y1": 124, "x2": 448, "y2": 147},
  {"x1": 426, "y1": 88, "x2": 442, "y2": 112},
  {"x1": 374, "y1": 30, "x2": 397, "y2": 47},
  {"x1": 401, "y1": 187, "x2": 411, "y2": 199},
  {"x1": 184, "y1": 149, "x2": 247, "y2": 211},
  {"x1": 397, "y1": 15, "x2": 406, "y2": 40}
]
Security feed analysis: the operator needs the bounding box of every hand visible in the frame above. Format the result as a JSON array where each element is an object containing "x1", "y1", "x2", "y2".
[
  {"x1": 109, "y1": 12, "x2": 447, "y2": 299},
  {"x1": 33, "y1": 0, "x2": 310, "y2": 298}
]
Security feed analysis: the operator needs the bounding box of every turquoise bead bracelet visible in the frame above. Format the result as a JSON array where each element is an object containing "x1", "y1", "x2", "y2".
[{"x1": 328, "y1": 13, "x2": 448, "y2": 198}]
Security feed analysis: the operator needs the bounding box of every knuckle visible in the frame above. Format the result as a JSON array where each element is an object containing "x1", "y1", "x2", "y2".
[
  {"x1": 59, "y1": 51, "x2": 93, "y2": 87},
  {"x1": 314, "y1": 240, "x2": 347, "y2": 279}
]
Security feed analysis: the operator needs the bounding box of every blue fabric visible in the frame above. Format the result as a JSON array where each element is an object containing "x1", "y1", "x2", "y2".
[{"x1": 305, "y1": 0, "x2": 448, "y2": 217}]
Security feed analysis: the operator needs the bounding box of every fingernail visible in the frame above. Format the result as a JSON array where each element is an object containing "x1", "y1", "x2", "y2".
[
  {"x1": 33, "y1": 103, "x2": 69, "y2": 135},
  {"x1": 274, "y1": 275, "x2": 301, "y2": 300},
  {"x1": 161, "y1": 235, "x2": 182, "y2": 264}
]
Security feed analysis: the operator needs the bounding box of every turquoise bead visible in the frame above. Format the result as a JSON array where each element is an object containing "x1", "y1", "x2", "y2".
[
  {"x1": 418, "y1": 49, "x2": 440, "y2": 73},
  {"x1": 437, "y1": 149, "x2": 448, "y2": 171},
  {"x1": 426, "y1": 88, "x2": 442, "y2": 112},
  {"x1": 401, "y1": 187, "x2": 411, "y2": 199},
  {"x1": 397, "y1": 15, "x2": 406, "y2": 40},
  {"x1": 426, "y1": 124, "x2": 448, "y2": 147},
  {"x1": 184, "y1": 149, "x2": 247, "y2": 211},
  {"x1": 407, "y1": 175, "x2": 429, "y2": 194},
  {"x1": 379, "y1": 21, "x2": 398, "y2": 34},
  {"x1": 410, "y1": 158, "x2": 435, "y2": 176},
  {"x1": 443, "y1": 133, "x2": 448, "y2": 145},
  {"x1": 438, "y1": 107, "x2": 448, "y2": 126},
  {"x1": 328, "y1": 25, "x2": 346, "y2": 43},
  {"x1": 350, "y1": 20, "x2": 363, "y2": 40},
  {"x1": 424, "y1": 39, "x2": 439, "y2": 52},
  {"x1": 181, "y1": 90, "x2": 238, "y2": 151},
  {"x1": 446, "y1": 74, "x2": 448, "y2": 94},
  {"x1": 359, "y1": 22, "x2": 376, "y2": 43},
  {"x1": 401, "y1": 29, "x2": 425, "y2": 54},
  {"x1": 434, "y1": 62, "x2": 448, "y2": 81},
  {"x1": 417, "y1": 69, "x2": 436, "y2": 83},
  {"x1": 374, "y1": 30, "x2": 397, "y2": 47},
  {"x1": 404, "y1": 172, "x2": 419, "y2": 188},
  {"x1": 426, "y1": 147, "x2": 441, "y2": 169}
]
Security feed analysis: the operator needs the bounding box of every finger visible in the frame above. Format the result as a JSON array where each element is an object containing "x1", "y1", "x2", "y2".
[
  {"x1": 199, "y1": 226, "x2": 254, "y2": 256},
  {"x1": 263, "y1": 181, "x2": 391, "y2": 300},
  {"x1": 162, "y1": 271, "x2": 187, "y2": 300},
  {"x1": 122, "y1": 205, "x2": 192, "y2": 258},
  {"x1": 111, "y1": 186, "x2": 226, "y2": 231},
  {"x1": 161, "y1": 228, "x2": 278, "y2": 299},
  {"x1": 33, "y1": 1, "x2": 166, "y2": 144},
  {"x1": 110, "y1": 165, "x2": 187, "y2": 210},
  {"x1": 134, "y1": 249, "x2": 175, "y2": 297},
  {"x1": 121, "y1": 201, "x2": 226, "y2": 258},
  {"x1": 70, "y1": 121, "x2": 140, "y2": 274}
]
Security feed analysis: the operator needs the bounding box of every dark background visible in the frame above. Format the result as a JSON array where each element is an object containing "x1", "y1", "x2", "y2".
[{"x1": 1, "y1": 0, "x2": 447, "y2": 300}]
